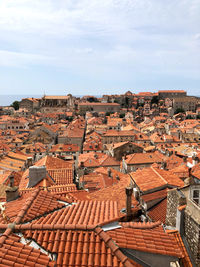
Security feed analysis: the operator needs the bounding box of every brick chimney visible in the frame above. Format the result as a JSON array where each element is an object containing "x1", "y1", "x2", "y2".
[
  {"x1": 28, "y1": 165, "x2": 47, "y2": 188},
  {"x1": 126, "y1": 187, "x2": 133, "y2": 220}
]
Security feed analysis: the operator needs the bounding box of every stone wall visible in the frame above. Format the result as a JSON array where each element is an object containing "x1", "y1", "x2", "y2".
[
  {"x1": 165, "y1": 189, "x2": 185, "y2": 227},
  {"x1": 185, "y1": 211, "x2": 200, "y2": 266}
]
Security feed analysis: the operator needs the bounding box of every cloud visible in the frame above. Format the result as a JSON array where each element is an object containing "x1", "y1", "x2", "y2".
[
  {"x1": 0, "y1": 49, "x2": 52, "y2": 67},
  {"x1": 0, "y1": 0, "x2": 199, "y2": 94}
]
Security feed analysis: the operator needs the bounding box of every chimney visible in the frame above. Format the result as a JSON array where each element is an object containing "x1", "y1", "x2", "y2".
[
  {"x1": 27, "y1": 157, "x2": 33, "y2": 168},
  {"x1": 188, "y1": 167, "x2": 192, "y2": 178},
  {"x1": 9, "y1": 174, "x2": 14, "y2": 187},
  {"x1": 192, "y1": 153, "x2": 199, "y2": 166},
  {"x1": 183, "y1": 156, "x2": 187, "y2": 162},
  {"x1": 126, "y1": 187, "x2": 133, "y2": 220},
  {"x1": 28, "y1": 165, "x2": 47, "y2": 188},
  {"x1": 161, "y1": 160, "x2": 167, "y2": 170},
  {"x1": 107, "y1": 168, "x2": 111, "y2": 177},
  {"x1": 6, "y1": 175, "x2": 19, "y2": 202},
  {"x1": 6, "y1": 186, "x2": 20, "y2": 202},
  {"x1": 80, "y1": 161, "x2": 84, "y2": 168}
]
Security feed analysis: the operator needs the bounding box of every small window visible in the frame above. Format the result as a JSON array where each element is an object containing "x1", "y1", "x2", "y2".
[
  {"x1": 191, "y1": 188, "x2": 200, "y2": 205},
  {"x1": 193, "y1": 190, "x2": 200, "y2": 205}
]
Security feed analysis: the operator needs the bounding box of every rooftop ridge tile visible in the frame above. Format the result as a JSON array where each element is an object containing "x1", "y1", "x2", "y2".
[
  {"x1": 94, "y1": 226, "x2": 134, "y2": 266},
  {"x1": 14, "y1": 223, "x2": 96, "y2": 231},
  {"x1": 0, "y1": 228, "x2": 12, "y2": 247},
  {"x1": 120, "y1": 221, "x2": 162, "y2": 230},
  {"x1": 14, "y1": 188, "x2": 40, "y2": 224}
]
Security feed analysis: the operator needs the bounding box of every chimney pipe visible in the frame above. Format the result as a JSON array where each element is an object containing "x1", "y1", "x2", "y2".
[
  {"x1": 107, "y1": 168, "x2": 111, "y2": 177},
  {"x1": 6, "y1": 186, "x2": 19, "y2": 202},
  {"x1": 27, "y1": 157, "x2": 33, "y2": 167},
  {"x1": 9, "y1": 175, "x2": 14, "y2": 187},
  {"x1": 188, "y1": 167, "x2": 192, "y2": 177},
  {"x1": 126, "y1": 187, "x2": 133, "y2": 220}
]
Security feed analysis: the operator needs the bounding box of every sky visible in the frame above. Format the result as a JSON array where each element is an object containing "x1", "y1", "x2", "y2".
[{"x1": 0, "y1": 0, "x2": 199, "y2": 96}]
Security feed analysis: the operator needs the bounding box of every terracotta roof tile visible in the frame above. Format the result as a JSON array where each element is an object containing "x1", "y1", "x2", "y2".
[
  {"x1": 167, "y1": 230, "x2": 193, "y2": 267},
  {"x1": 0, "y1": 233, "x2": 55, "y2": 266},
  {"x1": 0, "y1": 189, "x2": 67, "y2": 224},
  {"x1": 130, "y1": 166, "x2": 184, "y2": 193},
  {"x1": 87, "y1": 174, "x2": 138, "y2": 212},
  {"x1": 141, "y1": 188, "x2": 168, "y2": 203},
  {"x1": 79, "y1": 152, "x2": 120, "y2": 168},
  {"x1": 108, "y1": 227, "x2": 183, "y2": 258},
  {"x1": 148, "y1": 198, "x2": 167, "y2": 223},
  {"x1": 22, "y1": 228, "x2": 138, "y2": 267},
  {"x1": 125, "y1": 152, "x2": 162, "y2": 165},
  {"x1": 119, "y1": 221, "x2": 163, "y2": 230},
  {"x1": 33, "y1": 200, "x2": 120, "y2": 226}
]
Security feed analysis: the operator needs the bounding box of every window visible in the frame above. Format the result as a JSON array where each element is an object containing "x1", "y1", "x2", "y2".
[{"x1": 191, "y1": 188, "x2": 200, "y2": 205}]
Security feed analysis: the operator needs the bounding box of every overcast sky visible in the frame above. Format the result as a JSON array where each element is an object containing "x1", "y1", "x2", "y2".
[{"x1": 0, "y1": 0, "x2": 199, "y2": 96}]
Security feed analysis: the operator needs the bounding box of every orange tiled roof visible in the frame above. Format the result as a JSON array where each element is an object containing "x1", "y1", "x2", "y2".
[
  {"x1": 191, "y1": 163, "x2": 200, "y2": 180},
  {"x1": 158, "y1": 90, "x2": 186, "y2": 93},
  {"x1": 7, "y1": 151, "x2": 29, "y2": 161},
  {"x1": 80, "y1": 171, "x2": 119, "y2": 192},
  {"x1": 167, "y1": 230, "x2": 193, "y2": 267},
  {"x1": 103, "y1": 130, "x2": 136, "y2": 137},
  {"x1": 50, "y1": 143, "x2": 80, "y2": 153},
  {"x1": 125, "y1": 152, "x2": 162, "y2": 165},
  {"x1": 33, "y1": 200, "x2": 120, "y2": 226},
  {"x1": 65, "y1": 190, "x2": 90, "y2": 202},
  {"x1": 87, "y1": 174, "x2": 138, "y2": 212},
  {"x1": 19, "y1": 156, "x2": 74, "y2": 192},
  {"x1": 148, "y1": 198, "x2": 167, "y2": 223},
  {"x1": 0, "y1": 189, "x2": 68, "y2": 224},
  {"x1": 108, "y1": 227, "x2": 183, "y2": 258},
  {"x1": 141, "y1": 188, "x2": 168, "y2": 203},
  {"x1": 48, "y1": 168, "x2": 73, "y2": 185},
  {"x1": 22, "y1": 227, "x2": 137, "y2": 267},
  {"x1": 43, "y1": 95, "x2": 70, "y2": 99},
  {"x1": 0, "y1": 233, "x2": 55, "y2": 266},
  {"x1": 83, "y1": 140, "x2": 103, "y2": 152},
  {"x1": 130, "y1": 166, "x2": 184, "y2": 193},
  {"x1": 79, "y1": 152, "x2": 120, "y2": 168}
]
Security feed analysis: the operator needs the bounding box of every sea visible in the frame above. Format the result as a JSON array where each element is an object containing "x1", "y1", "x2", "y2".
[{"x1": 0, "y1": 95, "x2": 42, "y2": 107}]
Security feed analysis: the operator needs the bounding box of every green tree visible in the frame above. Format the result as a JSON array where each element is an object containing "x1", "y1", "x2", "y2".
[
  {"x1": 186, "y1": 115, "x2": 193, "y2": 119},
  {"x1": 119, "y1": 113, "x2": 125, "y2": 118},
  {"x1": 11, "y1": 101, "x2": 19, "y2": 110},
  {"x1": 151, "y1": 96, "x2": 159, "y2": 105},
  {"x1": 175, "y1": 108, "x2": 185, "y2": 114}
]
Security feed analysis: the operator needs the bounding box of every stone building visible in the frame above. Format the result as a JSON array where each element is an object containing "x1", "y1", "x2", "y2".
[
  {"x1": 108, "y1": 141, "x2": 143, "y2": 161},
  {"x1": 173, "y1": 96, "x2": 197, "y2": 112},
  {"x1": 19, "y1": 98, "x2": 40, "y2": 112},
  {"x1": 158, "y1": 90, "x2": 187, "y2": 100},
  {"x1": 4, "y1": 118, "x2": 29, "y2": 132},
  {"x1": 166, "y1": 181, "x2": 200, "y2": 266},
  {"x1": 102, "y1": 130, "x2": 136, "y2": 144},
  {"x1": 40, "y1": 94, "x2": 74, "y2": 113},
  {"x1": 78, "y1": 102, "x2": 120, "y2": 114},
  {"x1": 122, "y1": 152, "x2": 163, "y2": 173}
]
